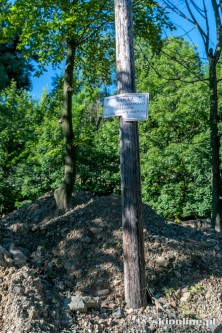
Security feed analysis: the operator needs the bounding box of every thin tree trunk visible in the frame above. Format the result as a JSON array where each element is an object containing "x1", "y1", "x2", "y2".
[
  {"x1": 162, "y1": 0, "x2": 222, "y2": 233},
  {"x1": 115, "y1": 0, "x2": 147, "y2": 308},
  {"x1": 209, "y1": 57, "x2": 222, "y2": 232},
  {"x1": 54, "y1": 41, "x2": 77, "y2": 215}
]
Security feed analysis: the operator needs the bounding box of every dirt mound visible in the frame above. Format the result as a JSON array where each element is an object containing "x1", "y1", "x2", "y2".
[{"x1": 0, "y1": 192, "x2": 222, "y2": 332}]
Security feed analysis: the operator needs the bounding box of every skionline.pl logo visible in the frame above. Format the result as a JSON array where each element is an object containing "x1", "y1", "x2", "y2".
[{"x1": 153, "y1": 317, "x2": 217, "y2": 327}]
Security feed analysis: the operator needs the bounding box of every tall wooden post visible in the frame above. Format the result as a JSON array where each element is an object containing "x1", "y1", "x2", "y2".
[{"x1": 114, "y1": 0, "x2": 147, "y2": 308}]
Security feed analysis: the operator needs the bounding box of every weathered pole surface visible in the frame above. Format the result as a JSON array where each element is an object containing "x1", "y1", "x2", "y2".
[{"x1": 114, "y1": 0, "x2": 147, "y2": 308}]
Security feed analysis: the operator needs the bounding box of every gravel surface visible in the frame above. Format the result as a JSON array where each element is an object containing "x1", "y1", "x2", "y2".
[{"x1": 0, "y1": 191, "x2": 222, "y2": 332}]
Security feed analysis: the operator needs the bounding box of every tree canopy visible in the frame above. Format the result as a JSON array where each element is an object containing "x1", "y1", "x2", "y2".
[
  {"x1": 0, "y1": 0, "x2": 33, "y2": 91},
  {"x1": 0, "y1": 0, "x2": 219, "y2": 226},
  {"x1": 0, "y1": 36, "x2": 215, "y2": 220}
]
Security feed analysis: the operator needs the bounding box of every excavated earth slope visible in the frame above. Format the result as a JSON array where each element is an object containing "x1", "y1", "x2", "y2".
[{"x1": 0, "y1": 191, "x2": 222, "y2": 333}]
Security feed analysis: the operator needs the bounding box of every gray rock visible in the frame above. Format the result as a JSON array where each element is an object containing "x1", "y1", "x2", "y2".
[
  {"x1": 214, "y1": 324, "x2": 222, "y2": 333},
  {"x1": 180, "y1": 292, "x2": 192, "y2": 303},
  {"x1": 96, "y1": 235, "x2": 103, "y2": 240},
  {"x1": 89, "y1": 227, "x2": 103, "y2": 235},
  {"x1": 126, "y1": 307, "x2": 134, "y2": 315},
  {"x1": 68, "y1": 296, "x2": 87, "y2": 313},
  {"x1": 156, "y1": 256, "x2": 168, "y2": 267},
  {"x1": 113, "y1": 279, "x2": 121, "y2": 286},
  {"x1": 14, "y1": 259, "x2": 27, "y2": 268},
  {"x1": 0, "y1": 245, "x2": 10, "y2": 256},
  {"x1": 83, "y1": 296, "x2": 100, "y2": 308},
  {"x1": 33, "y1": 278, "x2": 43, "y2": 292},
  {"x1": 9, "y1": 244, "x2": 28, "y2": 262},
  {"x1": 68, "y1": 295, "x2": 100, "y2": 313},
  {"x1": 1, "y1": 267, "x2": 46, "y2": 333},
  {"x1": 61, "y1": 227, "x2": 69, "y2": 234},
  {"x1": 54, "y1": 281, "x2": 65, "y2": 291},
  {"x1": 97, "y1": 289, "x2": 110, "y2": 296},
  {"x1": 101, "y1": 300, "x2": 116, "y2": 309},
  {"x1": 74, "y1": 290, "x2": 83, "y2": 296},
  {"x1": 174, "y1": 270, "x2": 182, "y2": 278},
  {"x1": 64, "y1": 261, "x2": 76, "y2": 271},
  {"x1": 0, "y1": 257, "x2": 9, "y2": 267},
  {"x1": 113, "y1": 307, "x2": 124, "y2": 318}
]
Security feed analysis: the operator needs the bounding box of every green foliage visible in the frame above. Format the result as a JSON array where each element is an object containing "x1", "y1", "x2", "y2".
[
  {"x1": 133, "y1": 0, "x2": 175, "y2": 53},
  {"x1": 0, "y1": 30, "x2": 216, "y2": 221},
  {"x1": 188, "y1": 284, "x2": 204, "y2": 293},
  {"x1": 0, "y1": 83, "x2": 64, "y2": 213},
  {"x1": 72, "y1": 87, "x2": 120, "y2": 195},
  {"x1": 2, "y1": 0, "x2": 115, "y2": 80},
  {"x1": 163, "y1": 287, "x2": 176, "y2": 298},
  {"x1": 2, "y1": 0, "x2": 173, "y2": 81},
  {"x1": 0, "y1": 82, "x2": 41, "y2": 212},
  {"x1": 0, "y1": 0, "x2": 175, "y2": 214},
  {"x1": 0, "y1": 83, "x2": 120, "y2": 214},
  {"x1": 0, "y1": 42, "x2": 33, "y2": 91},
  {"x1": 0, "y1": 0, "x2": 33, "y2": 91},
  {"x1": 13, "y1": 89, "x2": 64, "y2": 202},
  {"x1": 135, "y1": 37, "x2": 211, "y2": 219}
]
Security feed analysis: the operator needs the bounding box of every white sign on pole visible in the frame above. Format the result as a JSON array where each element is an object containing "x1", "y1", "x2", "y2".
[{"x1": 103, "y1": 93, "x2": 149, "y2": 121}]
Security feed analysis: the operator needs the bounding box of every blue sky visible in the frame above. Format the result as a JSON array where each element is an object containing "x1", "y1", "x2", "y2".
[
  {"x1": 163, "y1": 0, "x2": 215, "y2": 61},
  {"x1": 30, "y1": 1, "x2": 215, "y2": 99},
  {"x1": 30, "y1": 63, "x2": 64, "y2": 99}
]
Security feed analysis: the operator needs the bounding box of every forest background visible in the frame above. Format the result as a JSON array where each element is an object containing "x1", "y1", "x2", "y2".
[{"x1": 0, "y1": 0, "x2": 220, "y2": 223}]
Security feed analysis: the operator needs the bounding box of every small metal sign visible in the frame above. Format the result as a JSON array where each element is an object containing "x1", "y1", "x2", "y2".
[{"x1": 103, "y1": 93, "x2": 149, "y2": 121}]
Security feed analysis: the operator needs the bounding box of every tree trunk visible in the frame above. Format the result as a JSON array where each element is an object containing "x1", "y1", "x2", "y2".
[
  {"x1": 209, "y1": 57, "x2": 222, "y2": 232},
  {"x1": 54, "y1": 41, "x2": 77, "y2": 215},
  {"x1": 115, "y1": 0, "x2": 148, "y2": 308}
]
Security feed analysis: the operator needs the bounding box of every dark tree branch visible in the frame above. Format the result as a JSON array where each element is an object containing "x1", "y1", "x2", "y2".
[
  {"x1": 203, "y1": 0, "x2": 210, "y2": 54},
  {"x1": 160, "y1": 48, "x2": 208, "y2": 83},
  {"x1": 190, "y1": 0, "x2": 206, "y2": 18},
  {"x1": 162, "y1": 0, "x2": 222, "y2": 62},
  {"x1": 162, "y1": 0, "x2": 195, "y2": 25},
  {"x1": 185, "y1": 0, "x2": 208, "y2": 53},
  {"x1": 76, "y1": 1, "x2": 108, "y2": 45},
  {"x1": 137, "y1": 42, "x2": 209, "y2": 84},
  {"x1": 212, "y1": 0, "x2": 222, "y2": 61},
  {"x1": 77, "y1": 20, "x2": 110, "y2": 45}
]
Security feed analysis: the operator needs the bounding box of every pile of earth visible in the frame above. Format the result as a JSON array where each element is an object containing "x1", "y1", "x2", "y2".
[{"x1": 0, "y1": 191, "x2": 222, "y2": 333}]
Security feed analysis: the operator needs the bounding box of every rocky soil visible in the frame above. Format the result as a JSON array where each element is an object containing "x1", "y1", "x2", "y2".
[{"x1": 0, "y1": 191, "x2": 222, "y2": 333}]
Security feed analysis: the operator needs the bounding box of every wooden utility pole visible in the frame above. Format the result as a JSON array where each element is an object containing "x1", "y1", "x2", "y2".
[{"x1": 114, "y1": 0, "x2": 147, "y2": 308}]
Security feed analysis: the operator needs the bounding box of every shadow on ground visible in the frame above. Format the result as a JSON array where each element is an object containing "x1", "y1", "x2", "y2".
[{"x1": 1, "y1": 191, "x2": 222, "y2": 331}]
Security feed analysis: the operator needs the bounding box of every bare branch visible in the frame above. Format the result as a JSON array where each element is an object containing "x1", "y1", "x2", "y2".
[
  {"x1": 163, "y1": 0, "x2": 210, "y2": 55},
  {"x1": 190, "y1": 0, "x2": 206, "y2": 19},
  {"x1": 137, "y1": 42, "x2": 208, "y2": 85},
  {"x1": 212, "y1": 0, "x2": 222, "y2": 61},
  {"x1": 162, "y1": 0, "x2": 195, "y2": 25},
  {"x1": 203, "y1": 0, "x2": 210, "y2": 54},
  {"x1": 160, "y1": 48, "x2": 208, "y2": 84},
  {"x1": 185, "y1": 0, "x2": 208, "y2": 52},
  {"x1": 76, "y1": 0, "x2": 108, "y2": 45},
  {"x1": 77, "y1": 20, "x2": 110, "y2": 45}
]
